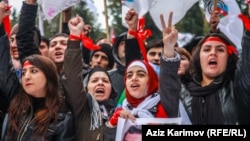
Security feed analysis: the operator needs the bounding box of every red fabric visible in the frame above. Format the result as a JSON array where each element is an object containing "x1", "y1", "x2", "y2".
[
  {"x1": 238, "y1": 14, "x2": 250, "y2": 31},
  {"x1": 69, "y1": 33, "x2": 100, "y2": 50},
  {"x1": 125, "y1": 60, "x2": 159, "y2": 107},
  {"x1": 248, "y1": 0, "x2": 250, "y2": 4},
  {"x1": 3, "y1": 6, "x2": 11, "y2": 37},
  {"x1": 110, "y1": 28, "x2": 116, "y2": 44},
  {"x1": 155, "y1": 103, "x2": 168, "y2": 118},
  {"x1": 23, "y1": 61, "x2": 32, "y2": 68},
  {"x1": 128, "y1": 17, "x2": 152, "y2": 62},
  {"x1": 203, "y1": 37, "x2": 238, "y2": 55},
  {"x1": 216, "y1": 7, "x2": 227, "y2": 17},
  {"x1": 109, "y1": 107, "x2": 122, "y2": 126}
]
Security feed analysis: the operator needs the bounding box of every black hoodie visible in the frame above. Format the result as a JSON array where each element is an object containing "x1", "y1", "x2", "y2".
[{"x1": 108, "y1": 32, "x2": 142, "y2": 104}]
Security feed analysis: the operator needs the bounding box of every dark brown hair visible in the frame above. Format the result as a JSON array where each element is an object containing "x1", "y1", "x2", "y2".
[
  {"x1": 146, "y1": 39, "x2": 163, "y2": 52},
  {"x1": 175, "y1": 47, "x2": 191, "y2": 61},
  {"x1": 189, "y1": 33, "x2": 238, "y2": 80},
  {"x1": 8, "y1": 55, "x2": 62, "y2": 141},
  {"x1": 49, "y1": 33, "x2": 68, "y2": 41}
]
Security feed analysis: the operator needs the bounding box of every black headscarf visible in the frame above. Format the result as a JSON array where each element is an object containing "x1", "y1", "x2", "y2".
[{"x1": 86, "y1": 67, "x2": 116, "y2": 113}]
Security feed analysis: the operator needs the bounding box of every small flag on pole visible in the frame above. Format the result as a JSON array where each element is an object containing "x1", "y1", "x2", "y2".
[
  {"x1": 110, "y1": 27, "x2": 116, "y2": 44},
  {"x1": 202, "y1": 0, "x2": 243, "y2": 50}
]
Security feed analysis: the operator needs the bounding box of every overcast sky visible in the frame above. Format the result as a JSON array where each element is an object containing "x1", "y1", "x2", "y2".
[{"x1": 9, "y1": 0, "x2": 106, "y2": 29}]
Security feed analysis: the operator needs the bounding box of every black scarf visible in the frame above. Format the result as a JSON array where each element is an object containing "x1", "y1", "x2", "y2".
[
  {"x1": 187, "y1": 74, "x2": 226, "y2": 125},
  {"x1": 99, "y1": 100, "x2": 115, "y2": 114}
]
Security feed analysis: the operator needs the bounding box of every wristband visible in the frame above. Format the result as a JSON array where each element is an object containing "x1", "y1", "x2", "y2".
[
  {"x1": 109, "y1": 107, "x2": 122, "y2": 126},
  {"x1": 69, "y1": 33, "x2": 100, "y2": 50},
  {"x1": 128, "y1": 30, "x2": 137, "y2": 36},
  {"x1": 69, "y1": 34, "x2": 81, "y2": 40}
]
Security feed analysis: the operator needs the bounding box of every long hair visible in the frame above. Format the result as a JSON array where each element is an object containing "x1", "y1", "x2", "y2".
[
  {"x1": 8, "y1": 54, "x2": 63, "y2": 141},
  {"x1": 189, "y1": 33, "x2": 238, "y2": 81}
]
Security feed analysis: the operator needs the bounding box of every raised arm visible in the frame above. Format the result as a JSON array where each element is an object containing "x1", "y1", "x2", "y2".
[
  {"x1": 209, "y1": 9, "x2": 220, "y2": 33},
  {"x1": 125, "y1": 9, "x2": 144, "y2": 65},
  {"x1": 234, "y1": 2, "x2": 250, "y2": 124},
  {"x1": 61, "y1": 15, "x2": 89, "y2": 118},
  {"x1": 0, "y1": 1, "x2": 21, "y2": 101},
  {"x1": 16, "y1": 0, "x2": 40, "y2": 62},
  {"x1": 159, "y1": 12, "x2": 181, "y2": 117}
]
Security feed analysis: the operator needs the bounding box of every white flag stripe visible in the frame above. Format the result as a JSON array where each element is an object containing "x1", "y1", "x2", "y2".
[
  {"x1": 149, "y1": 0, "x2": 199, "y2": 31},
  {"x1": 38, "y1": 8, "x2": 45, "y2": 36},
  {"x1": 38, "y1": 0, "x2": 80, "y2": 22},
  {"x1": 121, "y1": 0, "x2": 156, "y2": 28},
  {"x1": 82, "y1": 0, "x2": 98, "y2": 16}
]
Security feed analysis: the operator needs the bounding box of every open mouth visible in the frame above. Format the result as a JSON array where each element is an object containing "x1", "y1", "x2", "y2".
[
  {"x1": 95, "y1": 88, "x2": 105, "y2": 94},
  {"x1": 208, "y1": 59, "x2": 217, "y2": 66},
  {"x1": 54, "y1": 52, "x2": 63, "y2": 58},
  {"x1": 55, "y1": 52, "x2": 63, "y2": 56},
  {"x1": 131, "y1": 83, "x2": 140, "y2": 89}
]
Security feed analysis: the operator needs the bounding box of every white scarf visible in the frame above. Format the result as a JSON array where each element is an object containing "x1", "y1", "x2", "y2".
[
  {"x1": 89, "y1": 94, "x2": 102, "y2": 130},
  {"x1": 122, "y1": 93, "x2": 160, "y2": 118}
]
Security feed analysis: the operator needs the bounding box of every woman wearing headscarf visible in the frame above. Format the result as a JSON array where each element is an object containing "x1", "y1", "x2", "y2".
[
  {"x1": 106, "y1": 59, "x2": 168, "y2": 128},
  {"x1": 62, "y1": 15, "x2": 117, "y2": 141}
]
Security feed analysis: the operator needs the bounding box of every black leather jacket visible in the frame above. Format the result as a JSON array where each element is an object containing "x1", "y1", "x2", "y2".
[{"x1": 1, "y1": 108, "x2": 75, "y2": 141}]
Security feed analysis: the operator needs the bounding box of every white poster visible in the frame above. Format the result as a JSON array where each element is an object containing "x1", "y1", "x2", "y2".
[{"x1": 115, "y1": 117, "x2": 181, "y2": 141}]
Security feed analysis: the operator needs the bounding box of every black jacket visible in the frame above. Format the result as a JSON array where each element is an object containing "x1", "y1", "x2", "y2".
[
  {"x1": 1, "y1": 108, "x2": 75, "y2": 141},
  {"x1": 0, "y1": 26, "x2": 20, "y2": 139},
  {"x1": 234, "y1": 30, "x2": 250, "y2": 124},
  {"x1": 16, "y1": 1, "x2": 41, "y2": 63}
]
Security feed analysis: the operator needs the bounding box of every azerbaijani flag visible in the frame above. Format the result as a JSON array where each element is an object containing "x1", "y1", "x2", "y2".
[{"x1": 203, "y1": 0, "x2": 243, "y2": 51}]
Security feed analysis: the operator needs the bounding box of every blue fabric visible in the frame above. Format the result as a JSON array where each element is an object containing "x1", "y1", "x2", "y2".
[
  {"x1": 15, "y1": 67, "x2": 22, "y2": 79},
  {"x1": 149, "y1": 62, "x2": 160, "y2": 76}
]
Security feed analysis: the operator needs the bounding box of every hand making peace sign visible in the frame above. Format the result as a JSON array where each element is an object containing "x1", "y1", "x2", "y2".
[{"x1": 160, "y1": 12, "x2": 178, "y2": 58}]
